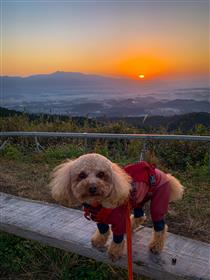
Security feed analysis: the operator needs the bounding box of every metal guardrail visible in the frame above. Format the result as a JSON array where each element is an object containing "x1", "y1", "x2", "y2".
[
  {"x1": 0, "y1": 131, "x2": 210, "y2": 142},
  {"x1": 0, "y1": 131, "x2": 210, "y2": 173}
]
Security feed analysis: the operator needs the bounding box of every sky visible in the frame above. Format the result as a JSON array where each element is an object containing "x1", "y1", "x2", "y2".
[{"x1": 1, "y1": 0, "x2": 209, "y2": 80}]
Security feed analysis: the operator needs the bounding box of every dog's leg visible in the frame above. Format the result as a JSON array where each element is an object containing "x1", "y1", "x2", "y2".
[
  {"x1": 131, "y1": 208, "x2": 146, "y2": 230},
  {"x1": 149, "y1": 181, "x2": 170, "y2": 254},
  {"x1": 91, "y1": 223, "x2": 110, "y2": 248},
  {"x1": 149, "y1": 221, "x2": 168, "y2": 254}
]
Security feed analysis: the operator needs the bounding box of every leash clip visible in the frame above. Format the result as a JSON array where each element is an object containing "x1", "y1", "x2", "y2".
[{"x1": 84, "y1": 212, "x2": 91, "y2": 221}]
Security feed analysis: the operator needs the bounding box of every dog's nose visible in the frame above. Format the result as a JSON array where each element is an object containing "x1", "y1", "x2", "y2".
[{"x1": 89, "y1": 185, "x2": 97, "y2": 194}]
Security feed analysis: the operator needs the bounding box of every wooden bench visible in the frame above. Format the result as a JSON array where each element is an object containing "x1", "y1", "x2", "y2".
[{"x1": 0, "y1": 192, "x2": 209, "y2": 280}]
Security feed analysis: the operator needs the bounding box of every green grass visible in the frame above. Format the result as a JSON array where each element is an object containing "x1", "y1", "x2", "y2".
[{"x1": 0, "y1": 232, "x2": 148, "y2": 280}]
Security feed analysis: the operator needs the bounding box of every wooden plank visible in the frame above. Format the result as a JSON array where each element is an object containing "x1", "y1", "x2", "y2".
[{"x1": 0, "y1": 192, "x2": 209, "y2": 280}]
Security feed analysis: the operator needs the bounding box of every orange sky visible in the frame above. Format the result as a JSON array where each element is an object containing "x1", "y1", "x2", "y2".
[{"x1": 1, "y1": 1, "x2": 209, "y2": 79}]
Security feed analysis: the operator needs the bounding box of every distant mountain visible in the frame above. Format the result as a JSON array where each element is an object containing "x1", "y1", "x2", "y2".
[
  {"x1": 1, "y1": 71, "x2": 151, "y2": 91},
  {"x1": 1, "y1": 71, "x2": 166, "y2": 104},
  {"x1": 1, "y1": 71, "x2": 209, "y2": 117},
  {"x1": 2, "y1": 71, "x2": 114, "y2": 85}
]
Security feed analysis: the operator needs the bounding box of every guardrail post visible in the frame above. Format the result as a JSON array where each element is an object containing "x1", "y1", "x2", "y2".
[
  {"x1": 35, "y1": 137, "x2": 44, "y2": 152},
  {"x1": 140, "y1": 141, "x2": 147, "y2": 161},
  {"x1": 0, "y1": 139, "x2": 8, "y2": 151},
  {"x1": 84, "y1": 138, "x2": 88, "y2": 152}
]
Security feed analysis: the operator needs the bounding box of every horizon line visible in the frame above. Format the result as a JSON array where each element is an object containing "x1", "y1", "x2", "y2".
[{"x1": 1, "y1": 70, "x2": 209, "y2": 81}]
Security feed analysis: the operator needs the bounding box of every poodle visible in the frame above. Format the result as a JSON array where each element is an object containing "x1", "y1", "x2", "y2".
[{"x1": 50, "y1": 153, "x2": 184, "y2": 261}]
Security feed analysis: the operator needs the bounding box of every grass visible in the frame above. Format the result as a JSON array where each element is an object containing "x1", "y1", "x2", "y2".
[
  {"x1": 0, "y1": 142, "x2": 209, "y2": 280},
  {"x1": 1, "y1": 232, "x2": 148, "y2": 280}
]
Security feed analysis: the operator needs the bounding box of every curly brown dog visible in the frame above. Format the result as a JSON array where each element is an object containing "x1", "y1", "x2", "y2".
[{"x1": 50, "y1": 153, "x2": 184, "y2": 261}]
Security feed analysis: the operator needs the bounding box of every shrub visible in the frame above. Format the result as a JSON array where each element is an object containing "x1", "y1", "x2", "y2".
[
  {"x1": 43, "y1": 144, "x2": 85, "y2": 163},
  {"x1": 0, "y1": 144, "x2": 23, "y2": 160}
]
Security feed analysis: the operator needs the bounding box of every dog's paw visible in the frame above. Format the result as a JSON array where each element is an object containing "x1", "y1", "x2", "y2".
[
  {"x1": 131, "y1": 214, "x2": 146, "y2": 230},
  {"x1": 91, "y1": 229, "x2": 110, "y2": 248},
  {"x1": 149, "y1": 225, "x2": 168, "y2": 254},
  {"x1": 108, "y1": 240, "x2": 125, "y2": 262},
  {"x1": 149, "y1": 239, "x2": 164, "y2": 254}
]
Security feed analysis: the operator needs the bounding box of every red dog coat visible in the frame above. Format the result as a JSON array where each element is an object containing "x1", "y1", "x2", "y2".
[{"x1": 83, "y1": 161, "x2": 170, "y2": 236}]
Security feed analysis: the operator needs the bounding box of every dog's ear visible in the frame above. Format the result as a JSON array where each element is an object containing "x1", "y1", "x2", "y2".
[
  {"x1": 109, "y1": 163, "x2": 132, "y2": 207},
  {"x1": 50, "y1": 160, "x2": 79, "y2": 207}
]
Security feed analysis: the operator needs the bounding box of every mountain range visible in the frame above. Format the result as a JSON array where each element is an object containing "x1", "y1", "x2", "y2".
[{"x1": 0, "y1": 71, "x2": 209, "y2": 117}]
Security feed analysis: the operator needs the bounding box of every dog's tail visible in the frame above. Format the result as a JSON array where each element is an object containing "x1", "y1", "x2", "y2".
[{"x1": 167, "y1": 174, "x2": 184, "y2": 202}]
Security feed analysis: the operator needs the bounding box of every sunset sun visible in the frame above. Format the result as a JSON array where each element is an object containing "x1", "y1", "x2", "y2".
[{"x1": 138, "y1": 74, "x2": 145, "y2": 79}]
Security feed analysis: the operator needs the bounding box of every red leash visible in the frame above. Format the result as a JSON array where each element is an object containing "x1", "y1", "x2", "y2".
[{"x1": 126, "y1": 201, "x2": 133, "y2": 280}]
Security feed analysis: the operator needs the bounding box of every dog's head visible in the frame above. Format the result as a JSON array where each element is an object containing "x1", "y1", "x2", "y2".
[{"x1": 50, "y1": 153, "x2": 131, "y2": 208}]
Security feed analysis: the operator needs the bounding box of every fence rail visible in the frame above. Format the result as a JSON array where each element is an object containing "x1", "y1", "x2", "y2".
[
  {"x1": 0, "y1": 131, "x2": 210, "y2": 173},
  {"x1": 0, "y1": 131, "x2": 210, "y2": 142}
]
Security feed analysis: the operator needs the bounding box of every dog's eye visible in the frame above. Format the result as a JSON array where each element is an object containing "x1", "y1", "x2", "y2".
[
  {"x1": 78, "y1": 172, "x2": 87, "y2": 180},
  {"x1": 96, "y1": 171, "x2": 105, "y2": 179}
]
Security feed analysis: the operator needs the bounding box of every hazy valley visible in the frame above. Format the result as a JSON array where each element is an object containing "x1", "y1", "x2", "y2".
[{"x1": 1, "y1": 71, "x2": 209, "y2": 117}]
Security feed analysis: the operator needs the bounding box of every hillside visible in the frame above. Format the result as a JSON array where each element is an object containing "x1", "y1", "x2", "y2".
[
  {"x1": 1, "y1": 107, "x2": 210, "y2": 133},
  {"x1": 103, "y1": 112, "x2": 210, "y2": 132}
]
